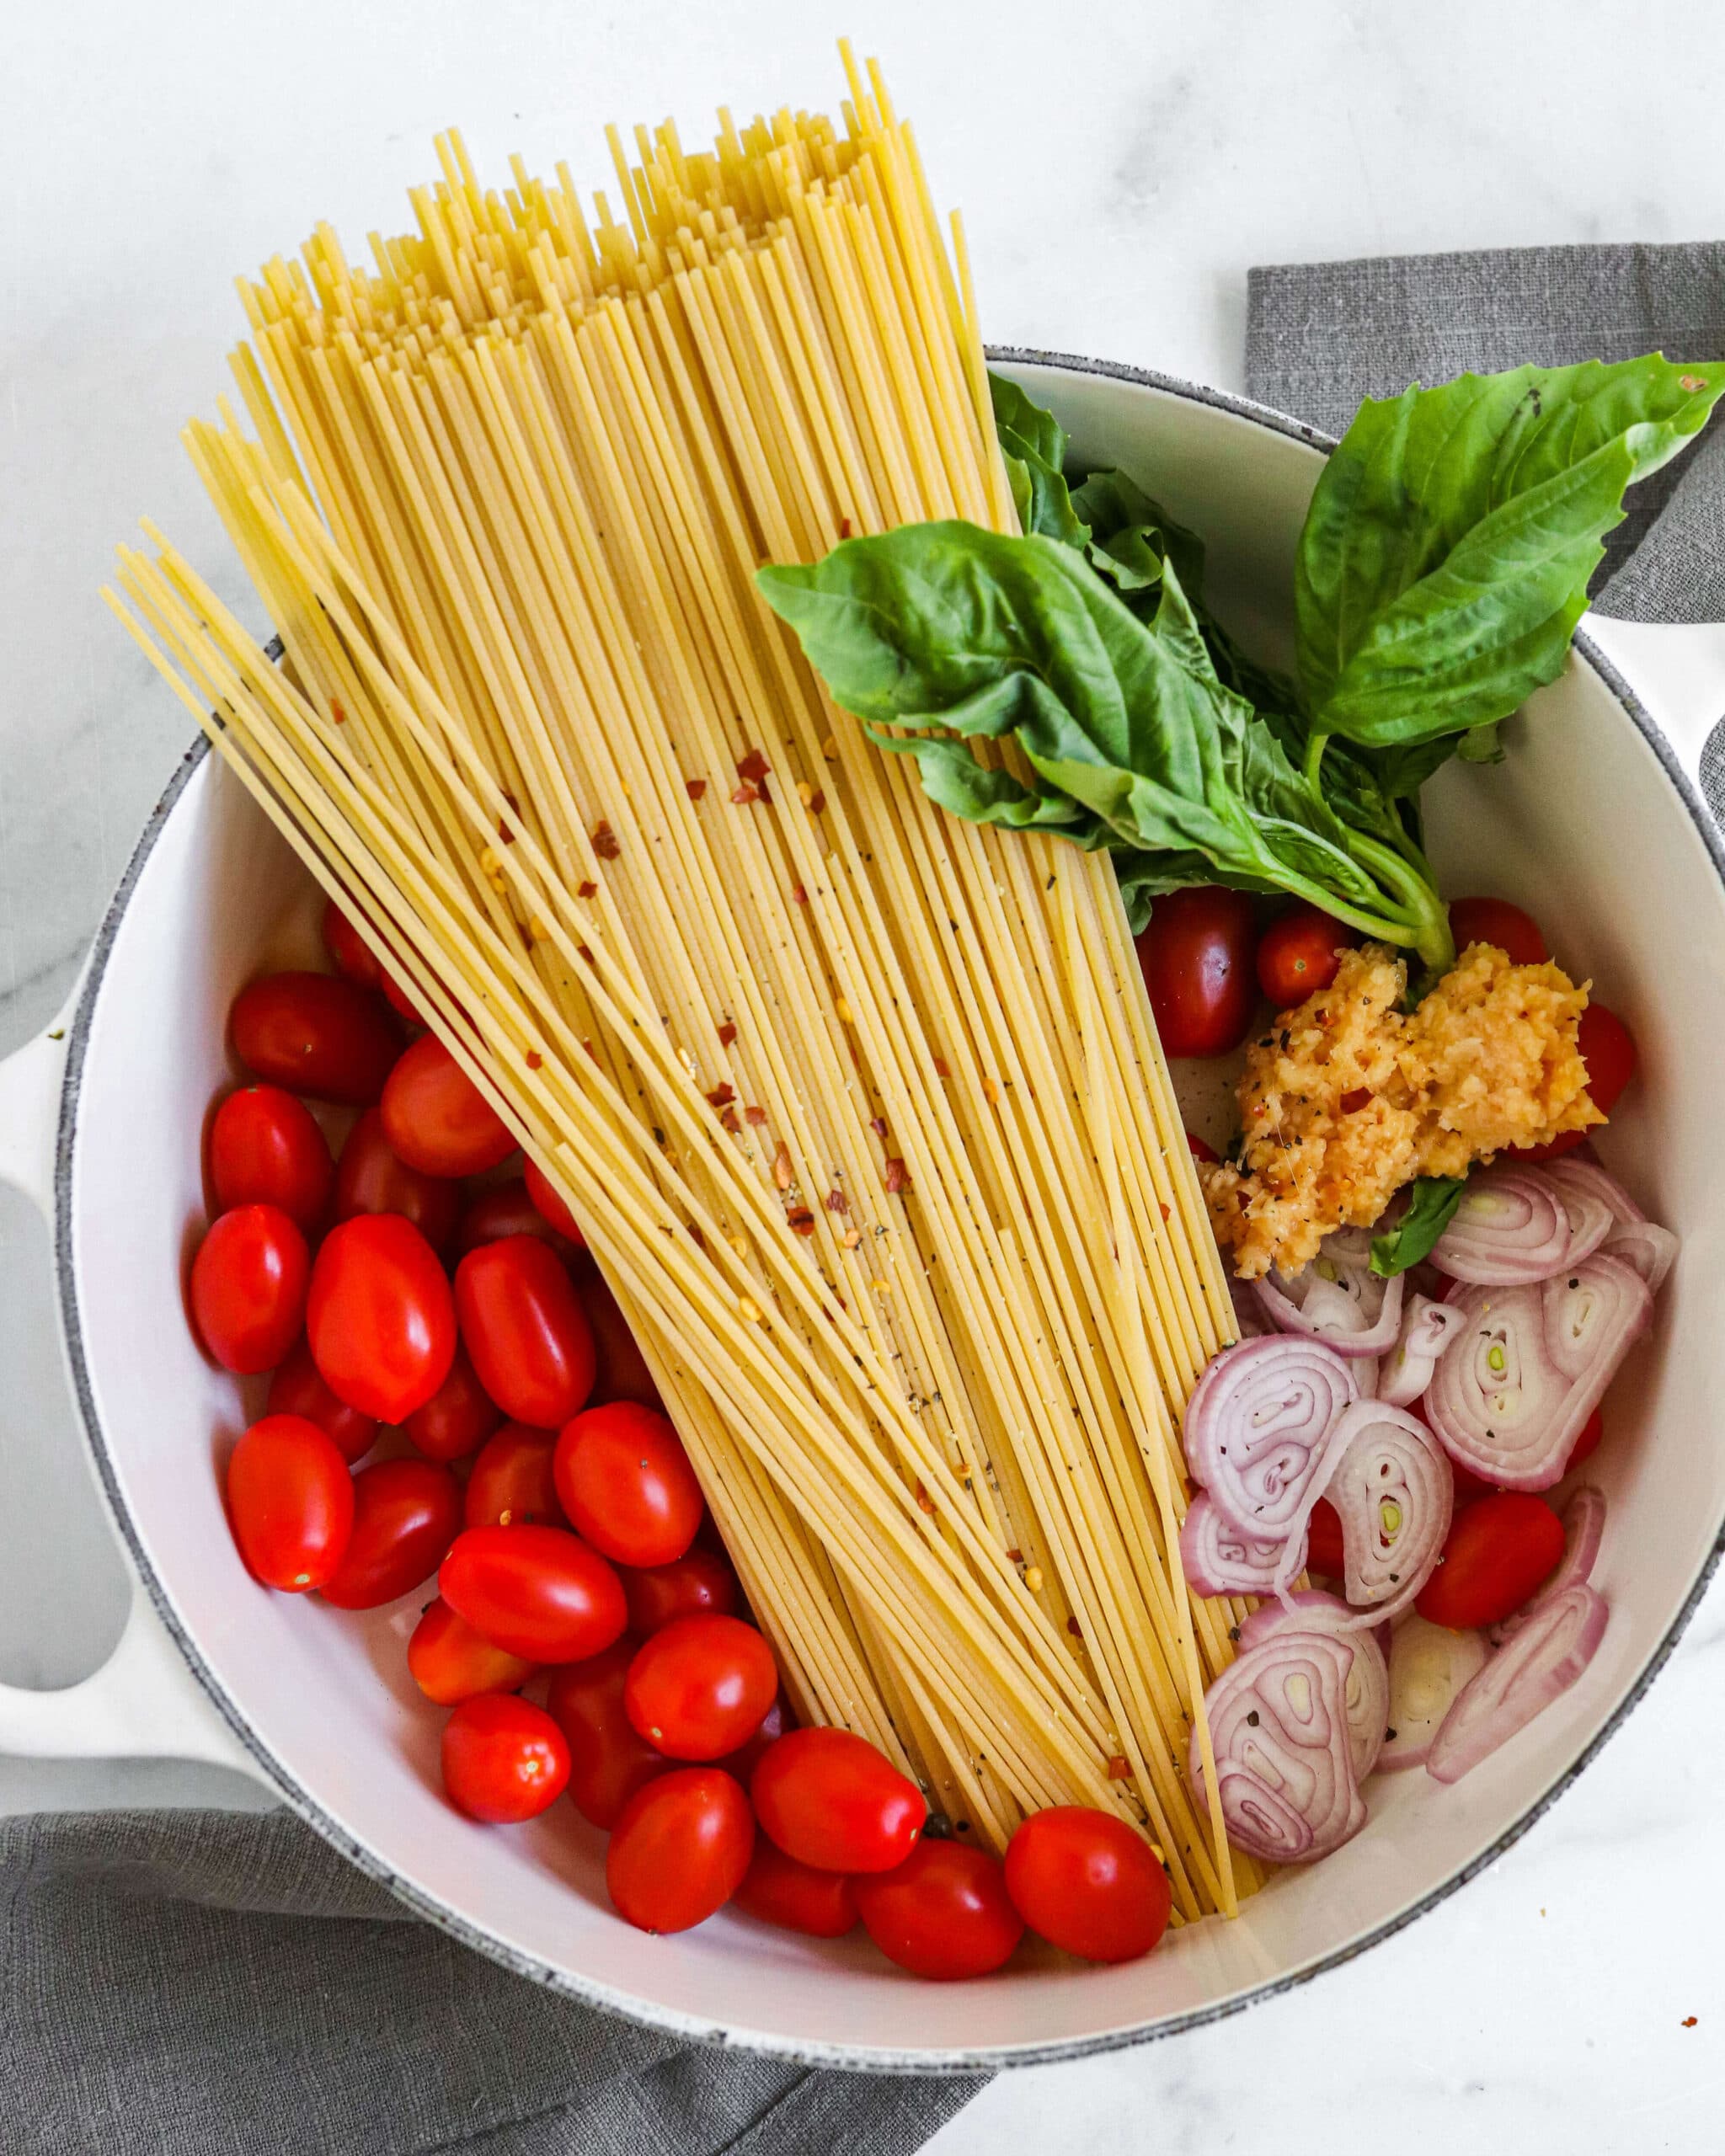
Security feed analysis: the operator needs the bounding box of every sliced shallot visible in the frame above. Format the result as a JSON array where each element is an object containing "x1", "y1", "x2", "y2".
[
  {"x1": 1490, "y1": 1484, "x2": 1605, "y2": 1646},
  {"x1": 1238, "y1": 1590, "x2": 1388, "y2": 1783},
  {"x1": 1189, "y1": 1630, "x2": 1366, "y2": 1864},
  {"x1": 1543, "y1": 1158, "x2": 1637, "y2": 1264},
  {"x1": 1377, "y1": 1294, "x2": 1463, "y2": 1407},
  {"x1": 1544, "y1": 1253, "x2": 1653, "y2": 1382},
  {"x1": 1323, "y1": 1400, "x2": 1453, "y2": 1625},
  {"x1": 1379, "y1": 1615, "x2": 1490, "y2": 1772},
  {"x1": 1183, "y1": 1336, "x2": 1358, "y2": 1538},
  {"x1": 1254, "y1": 1227, "x2": 1404, "y2": 1358},
  {"x1": 1427, "y1": 1582, "x2": 1608, "y2": 1783},
  {"x1": 1602, "y1": 1217, "x2": 1678, "y2": 1295},
  {"x1": 1429, "y1": 1166, "x2": 1571, "y2": 1285},
  {"x1": 1180, "y1": 1493, "x2": 1300, "y2": 1598}
]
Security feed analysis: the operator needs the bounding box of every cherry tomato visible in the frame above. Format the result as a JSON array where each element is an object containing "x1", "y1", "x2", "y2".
[
  {"x1": 580, "y1": 1271, "x2": 663, "y2": 1411},
  {"x1": 403, "y1": 1346, "x2": 502, "y2": 1464},
  {"x1": 1255, "y1": 905, "x2": 1356, "y2": 1008},
  {"x1": 321, "y1": 898, "x2": 382, "y2": 990},
  {"x1": 439, "y1": 1524, "x2": 627, "y2": 1662},
  {"x1": 523, "y1": 1160, "x2": 585, "y2": 1245},
  {"x1": 554, "y1": 1401, "x2": 702, "y2": 1568},
  {"x1": 381, "y1": 965, "x2": 429, "y2": 1029},
  {"x1": 225, "y1": 1414, "x2": 354, "y2": 1592},
  {"x1": 1567, "y1": 1404, "x2": 1605, "y2": 1470},
  {"x1": 716, "y1": 1694, "x2": 788, "y2": 1785},
  {"x1": 463, "y1": 1424, "x2": 563, "y2": 1529},
  {"x1": 334, "y1": 1107, "x2": 462, "y2": 1257},
  {"x1": 1415, "y1": 1492, "x2": 1566, "y2": 1630},
  {"x1": 735, "y1": 1839, "x2": 859, "y2": 1939},
  {"x1": 1134, "y1": 887, "x2": 1259, "y2": 1058},
  {"x1": 266, "y1": 1338, "x2": 378, "y2": 1465},
  {"x1": 1185, "y1": 1129, "x2": 1220, "y2": 1166},
  {"x1": 208, "y1": 1086, "x2": 334, "y2": 1233},
  {"x1": 606, "y1": 1768, "x2": 754, "y2": 1935},
  {"x1": 321, "y1": 1457, "x2": 461, "y2": 1610},
  {"x1": 854, "y1": 1840, "x2": 1023, "y2": 1980},
  {"x1": 382, "y1": 1035, "x2": 516, "y2": 1178},
  {"x1": 441, "y1": 1694, "x2": 570, "y2": 1823},
  {"x1": 408, "y1": 1598, "x2": 537, "y2": 1707},
  {"x1": 456, "y1": 1236, "x2": 595, "y2": 1429},
  {"x1": 624, "y1": 1614, "x2": 778, "y2": 1761},
  {"x1": 750, "y1": 1727, "x2": 926, "y2": 1873},
  {"x1": 545, "y1": 1639, "x2": 670, "y2": 1828},
  {"x1": 307, "y1": 1214, "x2": 456, "y2": 1422},
  {"x1": 1449, "y1": 1457, "x2": 1499, "y2": 1505},
  {"x1": 622, "y1": 1547, "x2": 740, "y2": 1637},
  {"x1": 453, "y1": 1177, "x2": 579, "y2": 1263},
  {"x1": 190, "y1": 1203, "x2": 309, "y2": 1374},
  {"x1": 231, "y1": 971, "x2": 400, "y2": 1104},
  {"x1": 1514, "y1": 1004, "x2": 1638, "y2": 1161},
  {"x1": 1447, "y1": 896, "x2": 1549, "y2": 966},
  {"x1": 1003, "y1": 1806, "x2": 1172, "y2": 1963},
  {"x1": 1305, "y1": 1497, "x2": 1345, "y2": 1577}
]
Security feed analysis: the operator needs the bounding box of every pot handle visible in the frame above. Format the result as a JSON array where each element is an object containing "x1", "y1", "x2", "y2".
[
  {"x1": 0, "y1": 1004, "x2": 267, "y2": 1782},
  {"x1": 1583, "y1": 614, "x2": 1725, "y2": 799}
]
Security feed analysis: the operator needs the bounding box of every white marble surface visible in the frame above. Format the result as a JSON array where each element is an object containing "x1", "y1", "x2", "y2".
[{"x1": 3, "y1": 0, "x2": 1724, "y2": 2145}]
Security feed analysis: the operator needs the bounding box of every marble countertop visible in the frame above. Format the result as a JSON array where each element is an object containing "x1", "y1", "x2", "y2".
[{"x1": 4, "y1": 2, "x2": 1723, "y2": 2147}]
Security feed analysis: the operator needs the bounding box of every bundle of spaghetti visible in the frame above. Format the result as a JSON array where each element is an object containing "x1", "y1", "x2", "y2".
[{"x1": 107, "y1": 48, "x2": 1257, "y2": 1917}]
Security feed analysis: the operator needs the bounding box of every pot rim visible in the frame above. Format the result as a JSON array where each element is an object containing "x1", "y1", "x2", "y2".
[{"x1": 51, "y1": 348, "x2": 1725, "y2": 2073}]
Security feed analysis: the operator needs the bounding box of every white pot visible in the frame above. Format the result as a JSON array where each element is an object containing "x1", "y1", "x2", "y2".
[{"x1": 3, "y1": 356, "x2": 1722, "y2": 2069}]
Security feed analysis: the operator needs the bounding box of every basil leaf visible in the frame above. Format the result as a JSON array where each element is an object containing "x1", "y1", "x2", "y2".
[
  {"x1": 991, "y1": 376, "x2": 1089, "y2": 547},
  {"x1": 1298, "y1": 357, "x2": 1725, "y2": 748},
  {"x1": 1370, "y1": 1176, "x2": 1466, "y2": 1277}
]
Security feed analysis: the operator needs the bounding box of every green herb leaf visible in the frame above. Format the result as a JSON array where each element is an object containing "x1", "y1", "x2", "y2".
[
  {"x1": 991, "y1": 376, "x2": 1089, "y2": 547},
  {"x1": 1297, "y1": 356, "x2": 1725, "y2": 749},
  {"x1": 1370, "y1": 1175, "x2": 1466, "y2": 1277}
]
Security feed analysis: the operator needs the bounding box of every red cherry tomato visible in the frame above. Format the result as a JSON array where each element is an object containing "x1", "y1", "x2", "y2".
[
  {"x1": 231, "y1": 971, "x2": 400, "y2": 1104},
  {"x1": 624, "y1": 1614, "x2": 778, "y2": 1761},
  {"x1": 190, "y1": 1203, "x2": 309, "y2": 1374},
  {"x1": 1449, "y1": 1456, "x2": 1499, "y2": 1504},
  {"x1": 456, "y1": 1236, "x2": 595, "y2": 1429},
  {"x1": 381, "y1": 965, "x2": 430, "y2": 1029},
  {"x1": 1567, "y1": 1404, "x2": 1605, "y2": 1470},
  {"x1": 408, "y1": 1598, "x2": 537, "y2": 1706},
  {"x1": 441, "y1": 1694, "x2": 570, "y2": 1823},
  {"x1": 333, "y1": 1107, "x2": 462, "y2": 1257},
  {"x1": 403, "y1": 1346, "x2": 502, "y2": 1464},
  {"x1": 453, "y1": 1177, "x2": 579, "y2": 1263},
  {"x1": 717, "y1": 1693, "x2": 788, "y2": 1786},
  {"x1": 545, "y1": 1639, "x2": 670, "y2": 1828},
  {"x1": 320, "y1": 898, "x2": 382, "y2": 990},
  {"x1": 750, "y1": 1727, "x2": 926, "y2": 1873},
  {"x1": 225, "y1": 1414, "x2": 354, "y2": 1592},
  {"x1": 1135, "y1": 887, "x2": 1260, "y2": 1058},
  {"x1": 1185, "y1": 1129, "x2": 1220, "y2": 1166},
  {"x1": 579, "y1": 1271, "x2": 663, "y2": 1412},
  {"x1": 1003, "y1": 1806, "x2": 1172, "y2": 1964},
  {"x1": 523, "y1": 1159, "x2": 586, "y2": 1245},
  {"x1": 266, "y1": 1338, "x2": 378, "y2": 1465},
  {"x1": 321, "y1": 1458, "x2": 461, "y2": 1610},
  {"x1": 735, "y1": 1839, "x2": 859, "y2": 1938},
  {"x1": 439, "y1": 1524, "x2": 627, "y2": 1662},
  {"x1": 1447, "y1": 896, "x2": 1549, "y2": 967},
  {"x1": 463, "y1": 1423, "x2": 563, "y2": 1529},
  {"x1": 382, "y1": 1035, "x2": 516, "y2": 1178},
  {"x1": 606, "y1": 1768, "x2": 754, "y2": 1935},
  {"x1": 855, "y1": 1839, "x2": 1023, "y2": 1981},
  {"x1": 1415, "y1": 1492, "x2": 1566, "y2": 1630},
  {"x1": 307, "y1": 1214, "x2": 456, "y2": 1422},
  {"x1": 1514, "y1": 1004, "x2": 1638, "y2": 1161},
  {"x1": 554, "y1": 1401, "x2": 702, "y2": 1568},
  {"x1": 208, "y1": 1086, "x2": 334, "y2": 1233},
  {"x1": 1305, "y1": 1497, "x2": 1346, "y2": 1577},
  {"x1": 622, "y1": 1547, "x2": 740, "y2": 1637},
  {"x1": 1255, "y1": 905, "x2": 1357, "y2": 1008}
]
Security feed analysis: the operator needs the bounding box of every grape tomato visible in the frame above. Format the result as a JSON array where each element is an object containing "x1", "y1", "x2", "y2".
[
  {"x1": 734, "y1": 1840, "x2": 859, "y2": 1939},
  {"x1": 208, "y1": 1086, "x2": 334, "y2": 1232},
  {"x1": 191, "y1": 1203, "x2": 309, "y2": 1374},
  {"x1": 621, "y1": 1546, "x2": 739, "y2": 1636},
  {"x1": 1002, "y1": 1806, "x2": 1171, "y2": 1964},
  {"x1": 231, "y1": 971, "x2": 400, "y2": 1104},
  {"x1": 553, "y1": 1401, "x2": 702, "y2": 1568},
  {"x1": 606, "y1": 1768, "x2": 754, "y2": 1935},
  {"x1": 226, "y1": 1414, "x2": 354, "y2": 1593},
  {"x1": 334, "y1": 1107, "x2": 462, "y2": 1257},
  {"x1": 1255, "y1": 905, "x2": 1356, "y2": 1007},
  {"x1": 854, "y1": 1839, "x2": 1023, "y2": 1981},
  {"x1": 441, "y1": 1694, "x2": 570, "y2": 1823},
  {"x1": 623, "y1": 1614, "x2": 778, "y2": 1761},
  {"x1": 463, "y1": 1423, "x2": 563, "y2": 1530},
  {"x1": 307, "y1": 1214, "x2": 456, "y2": 1422},
  {"x1": 750, "y1": 1726, "x2": 925, "y2": 1874},
  {"x1": 382, "y1": 1035, "x2": 516, "y2": 1178},
  {"x1": 403, "y1": 1346, "x2": 501, "y2": 1464},
  {"x1": 1135, "y1": 887, "x2": 1259, "y2": 1059},
  {"x1": 408, "y1": 1599, "x2": 537, "y2": 1707},
  {"x1": 439, "y1": 1524, "x2": 627, "y2": 1663},
  {"x1": 456, "y1": 1236, "x2": 595, "y2": 1430},
  {"x1": 266, "y1": 1339, "x2": 377, "y2": 1465},
  {"x1": 523, "y1": 1160, "x2": 585, "y2": 1244},
  {"x1": 320, "y1": 898, "x2": 383, "y2": 990},
  {"x1": 545, "y1": 1639, "x2": 669, "y2": 1829},
  {"x1": 320, "y1": 1457, "x2": 461, "y2": 1610},
  {"x1": 1415, "y1": 1492, "x2": 1567, "y2": 1630}
]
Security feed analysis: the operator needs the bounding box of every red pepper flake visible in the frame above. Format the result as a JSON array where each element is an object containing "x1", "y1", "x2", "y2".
[
  {"x1": 1106, "y1": 1754, "x2": 1130, "y2": 1781},
  {"x1": 839, "y1": 516, "x2": 853, "y2": 538},
  {"x1": 824, "y1": 1187, "x2": 849, "y2": 1214},
  {"x1": 933, "y1": 1057, "x2": 951, "y2": 1078},
  {"x1": 517, "y1": 923, "x2": 535, "y2": 951},
  {"x1": 914, "y1": 1481, "x2": 936, "y2": 1517},
  {"x1": 582, "y1": 1038, "x2": 598, "y2": 1061},
  {"x1": 577, "y1": 942, "x2": 594, "y2": 964},
  {"x1": 497, "y1": 815, "x2": 515, "y2": 845},
  {"x1": 1066, "y1": 1616, "x2": 1084, "y2": 1641},
  {"x1": 1339, "y1": 1086, "x2": 1372, "y2": 1115},
  {"x1": 719, "y1": 1106, "x2": 740, "y2": 1134},
  {"x1": 330, "y1": 698, "x2": 346, "y2": 725},
  {"x1": 1005, "y1": 1547, "x2": 1023, "y2": 1563},
  {"x1": 1680, "y1": 375, "x2": 1707, "y2": 392},
  {"x1": 806, "y1": 788, "x2": 826, "y2": 814},
  {"x1": 502, "y1": 788, "x2": 521, "y2": 815},
  {"x1": 717, "y1": 1022, "x2": 738, "y2": 1047},
  {"x1": 705, "y1": 1083, "x2": 736, "y2": 1108},
  {"x1": 884, "y1": 1157, "x2": 909, "y2": 1195},
  {"x1": 686, "y1": 777, "x2": 708, "y2": 801},
  {"x1": 1683, "y1": 2015, "x2": 1699, "y2": 2027},
  {"x1": 689, "y1": 1225, "x2": 705, "y2": 1247},
  {"x1": 729, "y1": 780, "x2": 761, "y2": 806},
  {"x1": 577, "y1": 878, "x2": 597, "y2": 899},
  {"x1": 787, "y1": 1206, "x2": 815, "y2": 1236},
  {"x1": 745, "y1": 1105, "x2": 767, "y2": 1126},
  {"x1": 590, "y1": 820, "x2": 621, "y2": 860},
  {"x1": 736, "y1": 748, "x2": 770, "y2": 784},
  {"x1": 1159, "y1": 1203, "x2": 1171, "y2": 1222},
  {"x1": 790, "y1": 882, "x2": 809, "y2": 905},
  {"x1": 525, "y1": 1049, "x2": 542, "y2": 1070},
  {"x1": 869, "y1": 1116, "x2": 888, "y2": 1139}
]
